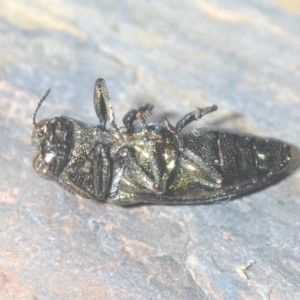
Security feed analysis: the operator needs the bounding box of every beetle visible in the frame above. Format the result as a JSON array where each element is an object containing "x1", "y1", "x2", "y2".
[{"x1": 31, "y1": 79, "x2": 291, "y2": 205}]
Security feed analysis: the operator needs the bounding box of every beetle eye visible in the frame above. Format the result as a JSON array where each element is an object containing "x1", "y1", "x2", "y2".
[
  {"x1": 33, "y1": 152, "x2": 57, "y2": 180},
  {"x1": 32, "y1": 118, "x2": 50, "y2": 149},
  {"x1": 36, "y1": 119, "x2": 50, "y2": 137}
]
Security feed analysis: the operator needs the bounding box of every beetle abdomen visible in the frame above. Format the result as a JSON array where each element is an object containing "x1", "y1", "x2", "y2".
[
  {"x1": 216, "y1": 132, "x2": 290, "y2": 187},
  {"x1": 175, "y1": 130, "x2": 291, "y2": 200}
]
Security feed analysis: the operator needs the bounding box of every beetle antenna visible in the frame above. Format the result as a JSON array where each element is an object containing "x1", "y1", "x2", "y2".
[{"x1": 33, "y1": 88, "x2": 51, "y2": 128}]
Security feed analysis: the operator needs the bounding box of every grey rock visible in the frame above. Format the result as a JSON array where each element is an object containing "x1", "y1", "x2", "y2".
[{"x1": 0, "y1": 0, "x2": 299, "y2": 299}]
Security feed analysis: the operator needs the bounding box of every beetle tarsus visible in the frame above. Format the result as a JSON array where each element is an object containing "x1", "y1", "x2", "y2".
[
  {"x1": 123, "y1": 104, "x2": 154, "y2": 130},
  {"x1": 176, "y1": 105, "x2": 218, "y2": 132}
]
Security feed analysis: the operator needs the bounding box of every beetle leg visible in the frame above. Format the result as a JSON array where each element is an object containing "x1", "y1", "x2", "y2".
[
  {"x1": 58, "y1": 143, "x2": 111, "y2": 201},
  {"x1": 133, "y1": 108, "x2": 168, "y2": 193},
  {"x1": 162, "y1": 117, "x2": 184, "y2": 149},
  {"x1": 178, "y1": 149, "x2": 223, "y2": 187},
  {"x1": 93, "y1": 78, "x2": 124, "y2": 141},
  {"x1": 123, "y1": 104, "x2": 154, "y2": 130},
  {"x1": 163, "y1": 105, "x2": 218, "y2": 148},
  {"x1": 116, "y1": 147, "x2": 165, "y2": 194},
  {"x1": 162, "y1": 108, "x2": 223, "y2": 187},
  {"x1": 176, "y1": 105, "x2": 218, "y2": 132},
  {"x1": 127, "y1": 148, "x2": 165, "y2": 194},
  {"x1": 93, "y1": 143, "x2": 111, "y2": 201}
]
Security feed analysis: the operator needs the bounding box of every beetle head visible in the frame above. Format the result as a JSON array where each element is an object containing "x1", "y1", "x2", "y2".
[{"x1": 32, "y1": 89, "x2": 73, "y2": 180}]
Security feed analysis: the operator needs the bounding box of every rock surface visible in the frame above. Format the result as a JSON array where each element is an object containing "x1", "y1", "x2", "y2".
[{"x1": 0, "y1": 0, "x2": 299, "y2": 299}]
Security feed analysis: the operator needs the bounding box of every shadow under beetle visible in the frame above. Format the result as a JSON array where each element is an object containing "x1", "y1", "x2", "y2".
[{"x1": 32, "y1": 79, "x2": 291, "y2": 205}]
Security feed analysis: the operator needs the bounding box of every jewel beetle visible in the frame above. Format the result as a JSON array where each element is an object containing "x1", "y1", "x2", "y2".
[{"x1": 31, "y1": 79, "x2": 291, "y2": 205}]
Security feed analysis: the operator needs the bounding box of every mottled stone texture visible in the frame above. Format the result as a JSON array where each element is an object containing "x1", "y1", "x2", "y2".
[{"x1": 0, "y1": 0, "x2": 299, "y2": 299}]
